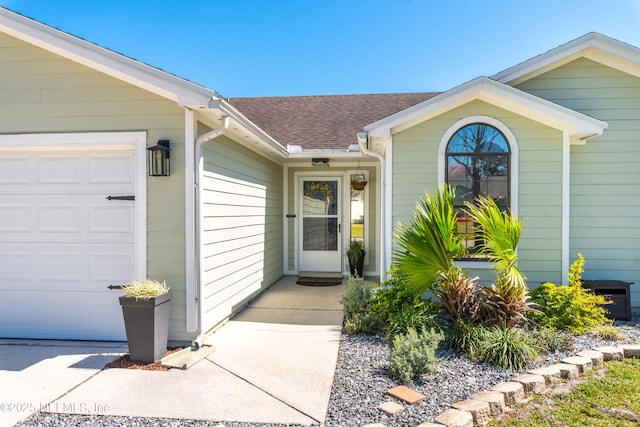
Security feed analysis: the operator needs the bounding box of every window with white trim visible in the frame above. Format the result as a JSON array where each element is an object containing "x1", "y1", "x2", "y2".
[{"x1": 446, "y1": 122, "x2": 511, "y2": 255}]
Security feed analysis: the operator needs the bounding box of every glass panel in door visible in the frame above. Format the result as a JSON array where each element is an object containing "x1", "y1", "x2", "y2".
[{"x1": 300, "y1": 178, "x2": 342, "y2": 272}]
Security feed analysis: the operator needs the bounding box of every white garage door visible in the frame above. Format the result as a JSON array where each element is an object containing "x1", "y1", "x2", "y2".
[{"x1": 0, "y1": 147, "x2": 137, "y2": 340}]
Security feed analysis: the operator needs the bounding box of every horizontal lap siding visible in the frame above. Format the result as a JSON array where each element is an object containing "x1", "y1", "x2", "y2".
[
  {"x1": 201, "y1": 135, "x2": 283, "y2": 330},
  {"x1": 518, "y1": 58, "x2": 640, "y2": 304},
  {"x1": 0, "y1": 34, "x2": 189, "y2": 339},
  {"x1": 392, "y1": 100, "x2": 563, "y2": 286}
]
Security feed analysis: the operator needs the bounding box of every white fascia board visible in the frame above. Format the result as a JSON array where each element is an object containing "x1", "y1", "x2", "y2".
[
  {"x1": 0, "y1": 8, "x2": 216, "y2": 107},
  {"x1": 493, "y1": 32, "x2": 640, "y2": 85},
  {"x1": 364, "y1": 77, "x2": 607, "y2": 140}
]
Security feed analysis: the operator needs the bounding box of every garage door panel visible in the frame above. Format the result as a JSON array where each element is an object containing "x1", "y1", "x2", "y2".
[
  {"x1": 0, "y1": 145, "x2": 136, "y2": 340},
  {"x1": 0, "y1": 291, "x2": 125, "y2": 340},
  {"x1": 0, "y1": 203, "x2": 31, "y2": 232},
  {"x1": 89, "y1": 204, "x2": 134, "y2": 234},
  {"x1": 38, "y1": 204, "x2": 83, "y2": 233},
  {"x1": 0, "y1": 243, "x2": 134, "y2": 291},
  {"x1": 38, "y1": 155, "x2": 82, "y2": 184},
  {"x1": 0, "y1": 196, "x2": 134, "y2": 243},
  {"x1": 0, "y1": 155, "x2": 30, "y2": 184},
  {"x1": 88, "y1": 250, "x2": 135, "y2": 283},
  {"x1": 89, "y1": 154, "x2": 134, "y2": 184}
]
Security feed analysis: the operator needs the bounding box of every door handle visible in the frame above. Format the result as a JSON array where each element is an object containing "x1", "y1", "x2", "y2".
[
  {"x1": 106, "y1": 195, "x2": 135, "y2": 201},
  {"x1": 338, "y1": 223, "x2": 341, "y2": 233}
]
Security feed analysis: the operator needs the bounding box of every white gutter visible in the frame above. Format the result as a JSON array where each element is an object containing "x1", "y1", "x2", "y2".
[
  {"x1": 192, "y1": 115, "x2": 230, "y2": 348},
  {"x1": 357, "y1": 132, "x2": 388, "y2": 282}
]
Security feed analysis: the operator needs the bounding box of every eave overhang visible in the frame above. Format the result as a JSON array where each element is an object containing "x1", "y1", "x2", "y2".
[
  {"x1": 492, "y1": 32, "x2": 640, "y2": 86},
  {"x1": 364, "y1": 77, "x2": 608, "y2": 144}
]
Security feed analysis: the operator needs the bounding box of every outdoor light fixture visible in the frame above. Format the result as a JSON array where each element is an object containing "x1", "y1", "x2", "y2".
[
  {"x1": 147, "y1": 139, "x2": 171, "y2": 177},
  {"x1": 311, "y1": 158, "x2": 330, "y2": 167}
]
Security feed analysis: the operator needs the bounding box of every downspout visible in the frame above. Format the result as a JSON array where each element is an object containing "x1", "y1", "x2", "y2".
[
  {"x1": 357, "y1": 132, "x2": 388, "y2": 282},
  {"x1": 192, "y1": 114, "x2": 229, "y2": 348}
]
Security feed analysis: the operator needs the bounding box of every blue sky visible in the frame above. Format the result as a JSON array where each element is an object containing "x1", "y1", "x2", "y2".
[{"x1": 1, "y1": 1, "x2": 639, "y2": 97}]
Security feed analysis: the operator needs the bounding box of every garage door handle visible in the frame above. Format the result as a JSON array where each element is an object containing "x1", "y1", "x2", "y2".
[
  {"x1": 107, "y1": 285, "x2": 124, "y2": 290},
  {"x1": 106, "y1": 195, "x2": 135, "y2": 201}
]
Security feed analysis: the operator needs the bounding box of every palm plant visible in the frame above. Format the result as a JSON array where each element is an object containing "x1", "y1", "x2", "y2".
[
  {"x1": 464, "y1": 196, "x2": 536, "y2": 328},
  {"x1": 394, "y1": 186, "x2": 466, "y2": 295}
]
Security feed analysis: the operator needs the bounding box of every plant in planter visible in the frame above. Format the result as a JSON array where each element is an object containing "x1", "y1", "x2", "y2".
[
  {"x1": 119, "y1": 279, "x2": 172, "y2": 364},
  {"x1": 347, "y1": 240, "x2": 366, "y2": 278}
]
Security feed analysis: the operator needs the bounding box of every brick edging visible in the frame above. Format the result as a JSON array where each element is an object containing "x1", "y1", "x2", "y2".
[
  {"x1": 431, "y1": 344, "x2": 640, "y2": 427},
  {"x1": 372, "y1": 344, "x2": 640, "y2": 427}
]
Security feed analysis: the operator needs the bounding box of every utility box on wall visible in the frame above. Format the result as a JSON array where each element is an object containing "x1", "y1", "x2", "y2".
[{"x1": 582, "y1": 280, "x2": 633, "y2": 321}]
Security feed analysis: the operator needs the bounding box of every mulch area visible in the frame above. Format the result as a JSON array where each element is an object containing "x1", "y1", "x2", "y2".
[{"x1": 105, "y1": 347, "x2": 183, "y2": 371}]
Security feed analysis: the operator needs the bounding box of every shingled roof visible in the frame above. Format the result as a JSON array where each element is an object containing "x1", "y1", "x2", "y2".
[{"x1": 228, "y1": 92, "x2": 440, "y2": 150}]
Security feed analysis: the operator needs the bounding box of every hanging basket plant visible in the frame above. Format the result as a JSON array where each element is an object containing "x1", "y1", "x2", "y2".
[
  {"x1": 351, "y1": 178, "x2": 367, "y2": 190},
  {"x1": 351, "y1": 180, "x2": 367, "y2": 190}
]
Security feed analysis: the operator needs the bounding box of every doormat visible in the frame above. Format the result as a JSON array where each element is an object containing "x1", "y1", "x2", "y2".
[{"x1": 296, "y1": 277, "x2": 343, "y2": 287}]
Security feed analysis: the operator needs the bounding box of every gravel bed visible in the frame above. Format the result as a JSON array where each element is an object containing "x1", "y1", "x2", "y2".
[{"x1": 15, "y1": 315, "x2": 640, "y2": 427}]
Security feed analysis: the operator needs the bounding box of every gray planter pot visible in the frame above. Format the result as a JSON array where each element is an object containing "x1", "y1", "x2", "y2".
[{"x1": 119, "y1": 291, "x2": 172, "y2": 364}]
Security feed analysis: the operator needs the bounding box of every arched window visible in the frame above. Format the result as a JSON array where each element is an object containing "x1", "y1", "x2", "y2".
[{"x1": 446, "y1": 122, "x2": 511, "y2": 254}]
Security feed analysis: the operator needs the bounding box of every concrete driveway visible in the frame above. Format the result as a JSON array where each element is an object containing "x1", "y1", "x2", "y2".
[
  {"x1": 1, "y1": 276, "x2": 346, "y2": 426},
  {"x1": 0, "y1": 340, "x2": 126, "y2": 426}
]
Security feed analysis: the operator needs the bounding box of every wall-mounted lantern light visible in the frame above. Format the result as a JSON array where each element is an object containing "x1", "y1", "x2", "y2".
[{"x1": 147, "y1": 140, "x2": 171, "y2": 176}]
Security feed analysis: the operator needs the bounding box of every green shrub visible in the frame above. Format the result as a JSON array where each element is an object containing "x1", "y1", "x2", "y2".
[
  {"x1": 368, "y1": 269, "x2": 441, "y2": 339},
  {"x1": 388, "y1": 327, "x2": 443, "y2": 384},
  {"x1": 443, "y1": 318, "x2": 488, "y2": 358},
  {"x1": 340, "y1": 276, "x2": 373, "y2": 320},
  {"x1": 340, "y1": 277, "x2": 384, "y2": 335},
  {"x1": 387, "y1": 304, "x2": 440, "y2": 341},
  {"x1": 344, "y1": 312, "x2": 384, "y2": 335},
  {"x1": 528, "y1": 254, "x2": 611, "y2": 334},
  {"x1": 589, "y1": 324, "x2": 624, "y2": 341},
  {"x1": 528, "y1": 326, "x2": 574, "y2": 354},
  {"x1": 477, "y1": 326, "x2": 539, "y2": 370}
]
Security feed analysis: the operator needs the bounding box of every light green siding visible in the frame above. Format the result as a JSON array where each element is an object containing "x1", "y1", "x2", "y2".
[
  {"x1": 201, "y1": 134, "x2": 283, "y2": 330},
  {"x1": 392, "y1": 100, "x2": 564, "y2": 286},
  {"x1": 0, "y1": 33, "x2": 189, "y2": 340},
  {"x1": 518, "y1": 58, "x2": 640, "y2": 305}
]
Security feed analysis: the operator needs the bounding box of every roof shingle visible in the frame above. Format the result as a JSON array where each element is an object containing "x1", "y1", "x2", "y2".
[{"x1": 229, "y1": 93, "x2": 440, "y2": 150}]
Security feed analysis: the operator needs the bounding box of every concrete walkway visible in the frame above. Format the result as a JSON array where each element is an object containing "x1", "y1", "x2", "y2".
[{"x1": 0, "y1": 276, "x2": 346, "y2": 426}]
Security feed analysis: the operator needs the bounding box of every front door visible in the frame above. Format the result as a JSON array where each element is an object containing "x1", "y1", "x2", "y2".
[{"x1": 299, "y1": 177, "x2": 342, "y2": 273}]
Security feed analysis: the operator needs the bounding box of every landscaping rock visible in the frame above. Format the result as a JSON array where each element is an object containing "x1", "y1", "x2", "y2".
[
  {"x1": 472, "y1": 391, "x2": 505, "y2": 415},
  {"x1": 547, "y1": 362, "x2": 579, "y2": 380},
  {"x1": 561, "y1": 355, "x2": 592, "y2": 373},
  {"x1": 386, "y1": 385, "x2": 426, "y2": 404},
  {"x1": 451, "y1": 399, "x2": 491, "y2": 426},
  {"x1": 378, "y1": 401, "x2": 404, "y2": 417},
  {"x1": 593, "y1": 345, "x2": 624, "y2": 361},
  {"x1": 576, "y1": 349, "x2": 604, "y2": 367},
  {"x1": 621, "y1": 344, "x2": 640, "y2": 358},
  {"x1": 490, "y1": 381, "x2": 525, "y2": 405},
  {"x1": 512, "y1": 373, "x2": 546, "y2": 394},
  {"x1": 435, "y1": 408, "x2": 474, "y2": 427},
  {"x1": 528, "y1": 365, "x2": 561, "y2": 386}
]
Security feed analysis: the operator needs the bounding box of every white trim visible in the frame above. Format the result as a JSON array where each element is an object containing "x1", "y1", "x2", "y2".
[
  {"x1": 184, "y1": 110, "x2": 197, "y2": 333},
  {"x1": 0, "y1": 131, "x2": 147, "y2": 280},
  {"x1": 295, "y1": 172, "x2": 345, "y2": 273},
  {"x1": 438, "y1": 116, "x2": 519, "y2": 216},
  {"x1": 493, "y1": 32, "x2": 640, "y2": 86},
  {"x1": 384, "y1": 139, "x2": 393, "y2": 280},
  {"x1": 346, "y1": 169, "x2": 370, "y2": 269},
  {"x1": 365, "y1": 77, "x2": 607, "y2": 140},
  {"x1": 561, "y1": 132, "x2": 571, "y2": 285},
  {"x1": 0, "y1": 8, "x2": 216, "y2": 107},
  {"x1": 283, "y1": 165, "x2": 293, "y2": 274}
]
